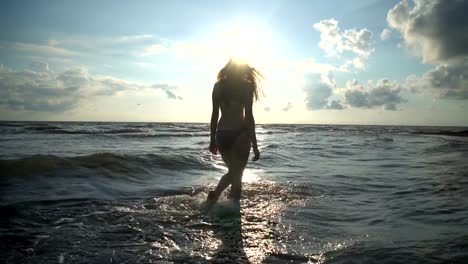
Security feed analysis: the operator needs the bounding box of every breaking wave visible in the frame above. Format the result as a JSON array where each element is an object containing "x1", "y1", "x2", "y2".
[{"x1": 0, "y1": 152, "x2": 209, "y2": 177}]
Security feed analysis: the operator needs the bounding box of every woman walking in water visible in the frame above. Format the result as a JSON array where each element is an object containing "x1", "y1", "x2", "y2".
[{"x1": 207, "y1": 59, "x2": 261, "y2": 205}]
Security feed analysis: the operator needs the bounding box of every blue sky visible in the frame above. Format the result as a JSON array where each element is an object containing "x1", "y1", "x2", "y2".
[{"x1": 1, "y1": 0, "x2": 467, "y2": 125}]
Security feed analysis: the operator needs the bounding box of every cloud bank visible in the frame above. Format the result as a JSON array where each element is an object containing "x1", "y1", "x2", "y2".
[
  {"x1": 406, "y1": 62, "x2": 468, "y2": 100},
  {"x1": 344, "y1": 79, "x2": 404, "y2": 110},
  {"x1": 303, "y1": 71, "x2": 404, "y2": 111},
  {"x1": 0, "y1": 62, "x2": 181, "y2": 113}
]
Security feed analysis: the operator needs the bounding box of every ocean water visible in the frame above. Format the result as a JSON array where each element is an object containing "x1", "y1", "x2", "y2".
[{"x1": 1, "y1": 121, "x2": 467, "y2": 263}]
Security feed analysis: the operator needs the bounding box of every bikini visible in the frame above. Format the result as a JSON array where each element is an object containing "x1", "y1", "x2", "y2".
[{"x1": 216, "y1": 127, "x2": 247, "y2": 150}]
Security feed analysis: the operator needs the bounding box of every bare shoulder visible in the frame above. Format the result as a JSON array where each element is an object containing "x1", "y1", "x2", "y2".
[{"x1": 213, "y1": 81, "x2": 222, "y2": 94}]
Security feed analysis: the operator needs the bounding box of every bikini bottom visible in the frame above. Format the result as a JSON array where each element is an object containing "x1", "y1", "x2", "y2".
[{"x1": 216, "y1": 128, "x2": 247, "y2": 150}]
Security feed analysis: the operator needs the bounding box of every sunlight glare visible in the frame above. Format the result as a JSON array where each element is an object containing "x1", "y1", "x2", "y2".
[
  {"x1": 242, "y1": 168, "x2": 262, "y2": 183},
  {"x1": 217, "y1": 19, "x2": 276, "y2": 68}
]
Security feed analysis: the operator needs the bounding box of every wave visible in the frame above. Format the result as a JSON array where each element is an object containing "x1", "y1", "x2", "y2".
[
  {"x1": 413, "y1": 129, "x2": 468, "y2": 137},
  {"x1": 0, "y1": 152, "x2": 208, "y2": 177},
  {"x1": 27, "y1": 124, "x2": 62, "y2": 131},
  {"x1": 121, "y1": 132, "x2": 210, "y2": 138},
  {"x1": 0, "y1": 122, "x2": 26, "y2": 127},
  {"x1": 35, "y1": 127, "x2": 149, "y2": 135},
  {"x1": 6, "y1": 122, "x2": 210, "y2": 136},
  {"x1": 37, "y1": 127, "x2": 210, "y2": 137}
]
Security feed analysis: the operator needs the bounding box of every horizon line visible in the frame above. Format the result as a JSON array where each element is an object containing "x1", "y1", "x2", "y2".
[{"x1": 0, "y1": 119, "x2": 467, "y2": 128}]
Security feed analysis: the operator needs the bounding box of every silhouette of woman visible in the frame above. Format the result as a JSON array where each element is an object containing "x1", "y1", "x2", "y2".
[{"x1": 207, "y1": 59, "x2": 262, "y2": 204}]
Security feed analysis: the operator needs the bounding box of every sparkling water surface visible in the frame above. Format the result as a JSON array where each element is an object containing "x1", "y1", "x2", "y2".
[{"x1": 1, "y1": 122, "x2": 467, "y2": 263}]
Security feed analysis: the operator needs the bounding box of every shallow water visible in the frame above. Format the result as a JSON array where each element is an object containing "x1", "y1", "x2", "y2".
[{"x1": 1, "y1": 122, "x2": 468, "y2": 263}]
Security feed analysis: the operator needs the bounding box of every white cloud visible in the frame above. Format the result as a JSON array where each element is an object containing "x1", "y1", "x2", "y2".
[
  {"x1": 340, "y1": 56, "x2": 366, "y2": 71},
  {"x1": 342, "y1": 28, "x2": 373, "y2": 56},
  {"x1": 313, "y1": 19, "x2": 373, "y2": 72},
  {"x1": 380, "y1": 28, "x2": 392, "y2": 41},
  {"x1": 141, "y1": 44, "x2": 167, "y2": 56},
  {"x1": 299, "y1": 65, "x2": 346, "y2": 110},
  {"x1": 313, "y1": 19, "x2": 342, "y2": 57},
  {"x1": 150, "y1": 83, "x2": 182, "y2": 100},
  {"x1": 118, "y1": 34, "x2": 153, "y2": 42},
  {"x1": 303, "y1": 73, "x2": 342, "y2": 110},
  {"x1": 47, "y1": 39, "x2": 60, "y2": 46},
  {"x1": 27, "y1": 61, "x2": 50, "y2": 72},
  {"x1": 313, "y1": 19, "x2": 374, "y2": 57},
  {"x1": 17, "y1": 34, "x2": 162, "y2": 60},
  {"x1": 11, "y1": 42, "x2": 78, "y2": 56}
]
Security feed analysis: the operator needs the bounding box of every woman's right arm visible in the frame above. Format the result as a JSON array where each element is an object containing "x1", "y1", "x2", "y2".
[
  {"x1": 244, "y1": 87, "x2": 260, "y2": 161},
  {"x1": 209, "y1": 83, "x2": 220, "y2": 155}
]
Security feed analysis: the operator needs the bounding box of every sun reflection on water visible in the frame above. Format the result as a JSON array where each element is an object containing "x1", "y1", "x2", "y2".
[
  {"x1": 242, "y1": 168, "x2": 263, "y2": 183},
  {"x1": 201, "y1": 179, "x2": 306, "y2": 263},
  {"x1": 105, "y1": 173, "x2": 350, "y2": 263}
]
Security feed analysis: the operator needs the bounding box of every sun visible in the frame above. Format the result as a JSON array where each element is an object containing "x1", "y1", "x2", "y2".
[{"x1": 217, "y1": 20, "x2": 276, "y2": 67}]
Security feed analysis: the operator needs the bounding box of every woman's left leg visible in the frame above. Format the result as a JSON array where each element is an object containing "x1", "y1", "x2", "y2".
[{"x1": 229, "y1": 133, "x2": 251, "y2": 201}]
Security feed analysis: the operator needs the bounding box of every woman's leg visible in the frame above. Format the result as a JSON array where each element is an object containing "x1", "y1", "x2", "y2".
[
  {"x1": 209, "y1": 149, "x2": 234, "y2": 200},
  {"x1": 229, "y1": 133, "x2": 251, "y2": 201}
]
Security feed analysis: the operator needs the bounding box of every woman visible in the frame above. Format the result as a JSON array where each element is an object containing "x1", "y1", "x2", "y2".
[{"x1": 207, "y1": 59, "x2": 261, "y2": 205}]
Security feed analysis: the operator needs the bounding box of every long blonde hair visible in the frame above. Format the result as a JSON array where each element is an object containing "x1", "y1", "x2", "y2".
[{"x1": 217, "y1": 59, "x2": 263, "y2": 101}]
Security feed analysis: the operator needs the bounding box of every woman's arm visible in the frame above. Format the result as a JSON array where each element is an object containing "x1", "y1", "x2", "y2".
[
  {"x1": 209, "y1": 83, "x2": 220, "y2": 154},
  {"x1": 244, "y1": 87, "x2": 260, "y2": 161}
]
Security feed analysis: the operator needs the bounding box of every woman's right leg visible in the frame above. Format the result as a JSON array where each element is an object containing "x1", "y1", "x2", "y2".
[{"x1": 210, "y1": 150, "x2": 234, "y2": 200}]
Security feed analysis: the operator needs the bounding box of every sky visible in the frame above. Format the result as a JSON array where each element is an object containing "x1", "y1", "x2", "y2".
[{"x1": 0, "y1": 0, "x2": 467, "y2": 126}]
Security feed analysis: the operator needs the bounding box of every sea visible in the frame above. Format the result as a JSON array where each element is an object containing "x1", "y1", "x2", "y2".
[{"x1": 1, "y1": 121, "x2": 467, "y2": 264}]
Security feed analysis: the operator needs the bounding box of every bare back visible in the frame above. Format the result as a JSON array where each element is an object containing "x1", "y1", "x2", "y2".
[
  {"x1": 214, "y1": 79, "x2": 253, "y2": 130},
  {"x1": 207, "y1": 64, "x2": 260, "y2": 204}
]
